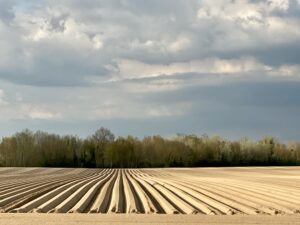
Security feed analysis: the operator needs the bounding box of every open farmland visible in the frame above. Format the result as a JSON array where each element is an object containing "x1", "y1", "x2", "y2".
[{"x1": 0, "y1": 167, "x2": 300, "y2": 216}]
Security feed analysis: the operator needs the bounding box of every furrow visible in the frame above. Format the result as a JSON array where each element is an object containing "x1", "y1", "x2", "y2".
[
  {"x1": 89, "y1": 170, "x2": 118, "y2": 213},
  {"x1": 126, "y1": 170, "x2": 157, "y2": 214},
  {"x1": 69, "y1": 170, "x2": 114, "y2": 213},
  {"x1": 33, "y1": 173, "x2": 104, "y2": 213},
  {"x1": 131, "y1": 173, "x2": 179, "y2": 214}
]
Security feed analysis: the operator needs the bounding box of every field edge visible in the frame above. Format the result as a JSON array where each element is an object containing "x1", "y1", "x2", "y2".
[{"x1": 1, "y1": 214, "x2": 300, "y2": 225}]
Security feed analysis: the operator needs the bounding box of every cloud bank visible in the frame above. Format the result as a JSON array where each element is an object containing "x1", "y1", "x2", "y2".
[{"x1": 0, "y1": 0, "x2": 300, "y2": 140}]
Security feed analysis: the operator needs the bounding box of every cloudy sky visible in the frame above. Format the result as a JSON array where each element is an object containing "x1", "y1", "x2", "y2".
[{"x1": 1, "y1": 0, "x2": 300, "y2": 140}]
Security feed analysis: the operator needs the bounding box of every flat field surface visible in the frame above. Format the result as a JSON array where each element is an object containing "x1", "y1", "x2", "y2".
[
  {"x1": 1, "y1": 214, "x2": 300, "y2": 225},
  {"x1": 0, "y1": 167, "x2": 300, "y2": 224}
]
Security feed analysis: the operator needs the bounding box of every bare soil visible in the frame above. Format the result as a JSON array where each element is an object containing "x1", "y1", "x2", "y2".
[{"x1": 0, "y1": 167, "x2": 300, "y2": 224}]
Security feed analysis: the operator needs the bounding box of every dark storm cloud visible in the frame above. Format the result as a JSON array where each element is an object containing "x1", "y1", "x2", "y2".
[
  {"x1": 140, "y1": 77, "x2": 300, "y2": 108},
  {"x1": 0, "y1": 0, "x2": 17, "y2": 23}
]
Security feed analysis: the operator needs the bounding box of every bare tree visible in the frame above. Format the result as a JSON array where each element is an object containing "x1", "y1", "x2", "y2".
[{"x1": 92, "y1": 127, "x2": 115, "y2": 167}]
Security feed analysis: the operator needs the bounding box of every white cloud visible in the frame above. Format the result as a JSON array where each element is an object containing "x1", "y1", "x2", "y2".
[
  {"x1": 92, "y1": 34, "x2": 104, "y2": 49},
  {"x1": 128, "y1": 35, "x2": 192, "y2": 54},
  {"x1": 167, "y1": 36, "x2": 191, "y2": 52},
  {"x1": 147, "y1": 104, "x2": 188, "y2": 117},
  {"x1": 0, "y1": 94, "x2": 61, "y2": 120},
  {"x1": 111, "y1": 57, "x2": 271, "y2": 80},
  {"x1": 267, "y1": 0, "x2": 289, "y2": 11},
  {"x1": 28, "y1": 109, "x2": 60, "y2": 120},
  {"x1": 196, "y1": 0, "x2": 300, "y2": 50},
  {"x1": 269, "y1": 64, "x2": 300, "y2": 77},
  {"x1": 122, "y1": 78, "x2": 181, "y2": 93},
  {"x1": 10, "y1": 103, "x2": 61, "y2": 120}
]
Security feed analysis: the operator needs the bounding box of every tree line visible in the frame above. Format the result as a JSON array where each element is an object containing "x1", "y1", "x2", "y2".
[{"x1": 0, "y1": 127, "x2": 299, "y2": 168}]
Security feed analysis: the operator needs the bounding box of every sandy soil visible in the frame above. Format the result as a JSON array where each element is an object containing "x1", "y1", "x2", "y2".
[
  {"x1": 0, "y1": 167, "x2": 300, "y2": 216},
  {"x1": 0, "y1": 214, "x2": 299, "y2": 225}
]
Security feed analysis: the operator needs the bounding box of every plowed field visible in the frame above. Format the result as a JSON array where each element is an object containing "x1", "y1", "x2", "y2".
[{"x1": 0, "y1": 167, "x2": 300, "y2": 215}]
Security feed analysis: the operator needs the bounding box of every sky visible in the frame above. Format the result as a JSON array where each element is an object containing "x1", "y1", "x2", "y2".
[{"x1": 0, "y1": 0, "x2": 300, "y2": 141}]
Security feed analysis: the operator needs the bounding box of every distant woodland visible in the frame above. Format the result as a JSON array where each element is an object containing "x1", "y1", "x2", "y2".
[{"x1": 0, "y1": 127, "x2": 299, "y2": 168}]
